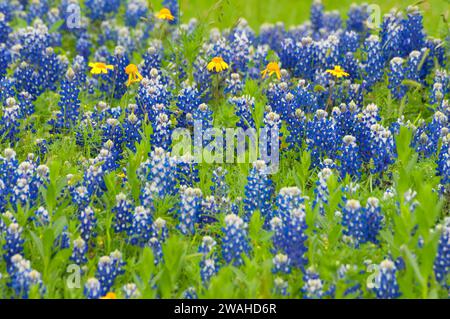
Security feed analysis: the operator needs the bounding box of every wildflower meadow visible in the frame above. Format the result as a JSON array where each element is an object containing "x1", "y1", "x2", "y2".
[{"x1": 0, "y1": 0, "x2": 449, "y2": 301}]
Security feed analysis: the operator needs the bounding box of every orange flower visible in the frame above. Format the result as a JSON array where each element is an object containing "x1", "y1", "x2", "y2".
[
  {"x1": 89, "y1": 62, "x2": 114, "y2": 75},
  {"x1": 261, "y1": 62, "x2": 281, "y2": 80},
  {"x1": 101, "y1": 292, "x2": 117, "y2": 299},
  {"x1": 156, "y1": 8, "x2": 175, "y2": 21},
  {"x1": 207, "y1": 57, "x2": 229, "y2": 73},
  {"x1": 125, "y1": 64, "x2": 143, "y2": 86}
]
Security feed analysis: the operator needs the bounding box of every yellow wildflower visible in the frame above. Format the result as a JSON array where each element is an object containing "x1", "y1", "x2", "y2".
[
  {"x1": 125, "y1": 64, "x2": 143, "y2": 86},
  {"x1": 207, "y1": 57, "x2": 229, "y2": 73},
  {"x1": 89, "y1": 62, "x2": 114, "y2": 75},
  {"x1": 156, "y1": 8, "x2": 174, "y2": 21},
  {"x1": 261, "y1": 62, "x2": 281, "y2": 80},
  {"x1": 101, "y1": 292, "x2": 117, "y2": 299},
  {"x1": 326, "y1": 65, "x2": 349, "y2": 78}
]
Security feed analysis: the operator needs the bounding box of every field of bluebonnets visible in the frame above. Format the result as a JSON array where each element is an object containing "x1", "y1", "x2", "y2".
[{"x1": 0, "y1": 0, "x2": 448, "y2": 299}]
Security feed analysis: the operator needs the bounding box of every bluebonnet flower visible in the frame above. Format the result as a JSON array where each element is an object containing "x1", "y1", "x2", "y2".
[
  {"x1": 224, "y1": 73, "x2": 243, "y2": 96},
  {"x1": 346, "y1": 3, "x2": 369, "y2": 33},
  {"x1": 178, "y1": 187, "x2": 202, "y2": 235},
  {"x1": 8, "y1": 254, "x2": 44, "y2": 299},
  {"x1": 313, "y1": 167, "x2": 333, "y2": 214},
  {"x1": 273, "y1": 253, "x2": 291, "y2": 274},
  {"x1": 182, "y1": 287, "x2": 198, "y2": 299},
  {"x1": 369, "y1": 124, "x2": 396, "y2": 175},
  {"x1": 310, "y1": 0, "x2": 324, "y2": 33},
  {"x1": 261, "y1": 111, "x2": 281, "y2": 162},
  {"x1": 142, "y1": 43, "x2": 163, "y2": 78},
  {"x1": 78, "y1": 206, "x2": 97, "y2": 245},
  {"x1": 199, "y1": 236, "x2": 217, "y2": 256},
  {"x1": 428, "y1": 111, "x2": 448, "y2": 153},
  {"x1": 51, "y1": 68, "x2": 80, "y2": 131},
  {"x1": 123, "y1": 283, "x2": 141, "y2": 299},
  {"x1": 364, "y1": 197, "x2": 383, "y2": 244},
  {"x1": 380, "y1": 11, "x2": 403, "y2": 62},
  {"x1": 199, "y1": 236, "x2": 218, "y2": 284},
  {"x1": 138, "y1": 147, "x2": 177, "y2": 198},
  {"x1": 193, "y1": 103, "x2": 214, "y2": 147},
  {"x1": 136, "y1": 70, "x2": 172, "y2": 121},
  {"x1": 258, "y1": 22, "x2": 285, "y2": 51},
  {"x1": 27, "y1": 0, "x2": 49, "y2": 24},
  {"x1": 201, "y1": 196, "x2": 220, "y2": 224},
  {"x1": 112, "y1": 193, "x2": 133, "y2": 233},
  {"x1": 373, "y1": 259, "x2": 401, "y2": 299},
  {"x1": 430, "y1": 70, "x2": 449, "y2": 106},
  {"x1": 315, "y1": 35, "x2": 340, "y2": 69},
  {"x1": 32, "y1": 206, "x2": 50, "y2": 227},
  {"x1": 84, "y1": 278, "x2": 102, "y2": 299},
  {"x1": 355, "y1": 103, "x2": 381, "y2": 161},
  {"x1": 292, "y1": 38, "x2": 315, "y2": 80},
  {"x1": 301, "y1": 269, "x2": 324, "y2": 299},
  {"x1": 151, "y1": 113, "x2": 172, "y2": 150},
  {"x1": 96, "y1": 250, "x2": 125, "y2": 295},
  {"x1": 54, "y1": 226, "x2": 71, "y2": 250},
  {"x1": 273, "y1": 187, "x2": 304, "y2": 220},
  {"x1": 340, "y1": 30, "x2": 359, "y2": 53},
  {"x1": 128, "y1": 206, "x2": 153, "y2": 247},
  {"x1": 437, "y1": 133, "x2": 450, "y2": 192},
  {"x1": 230, "y1": 32, "x2": 250, "y2": 73},
  {"x1": 431, "y1": 82, "x2": 445, "y2": 107},
  {"x1": 364, "y1": 35, "x2": 384, "y2": 89},
  {"x1": 433, "y1": 218, "x2": 449, "y2": 287},
  {"x1": 177, "y1": 84, "x2": 202, "y2": 127},
  {"x1": 222, "y1": 214, "x2": 250, "y2": 266},
  {"x1": 3, "y1": 223, "x2": 24, "y2": 264},
  {"x1": 210, "y1": 167, "x2": 229, "y2": 199},
  {"x1": 243, "y1": 160, "x2": 274, "y2": 221},
  {"x1": 148, "y1": 237, "x2": 164, "y2": 265},
  {"x1": 271, "y1": 205, "x2": 308, "y2": 269},
  {"x1": 229, "y1": 95, "x2": 255, "y2": 129},
  {"x1": 0, "y1": 43, "x2": 11, "y2": 78},
  {"x1": 101, "y1": 118, "x2": 123, "y2": 147},
  {"x1": 405, "y1": 49, "x2": 422, "y2": 81},
  {"x1": 0, "y1": 97, "x2": 21, "y2": 144},
  {"x1": 38, "y1": 47, "x2": 68, "y2": 91},
  {"x1": 402, "y1": 6, "x2": 425, "y2": 54},
  {"x1": 273, "y1": 277, "x2": 289, "y2": 296},
  {"x1": 0, "y1": 77, "x2": 15, "y2": 104},
  {"x1": 339, "y1": 135, "x2": 362, "y2": 179},
  {"x1": 76, "y1": 32, "x2": 92, "y2": 60},
  {"x1": 0, "y1": 13, "x2": 12, "y2": 44},
  {"x1": 388, "y1": 57, "x2": 407, "y2": 100},
  {"x1": 126, "y1": 0, "x2": 148, "y2": 28},
  {"x1": 70, "y1": 237, "x2": 88, "y2": 266},
  {"x1": 17, "y1": 91, "x2": 34, "y2": 118},
  {"x1": 175, "y1": 154, "x2": 200, "y2": 187},
  {"x1": 123, "y1": 112, "x2": 142, "y2": 152},
  {"x1": 286, "y1": 108, "x2": 306, "y2": 150},
  {"x1": 200, "y1": 258, "x2": 217, "y2": 285},
  {"x1": 332, "y1": 102, "x2": 359, "y2": 137},
  {"x1": 307, "y1": 110, "x2": 339, "y2": 166},
  {"x1": 342, "y1": 199, "x2": 366, "y2": 246},
  {"x1": 153, "y1": 217, "x2": 169, "y2": 242},
  {"x1": 85, "y1": 0, "x2": 120, "y2": 21}
]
